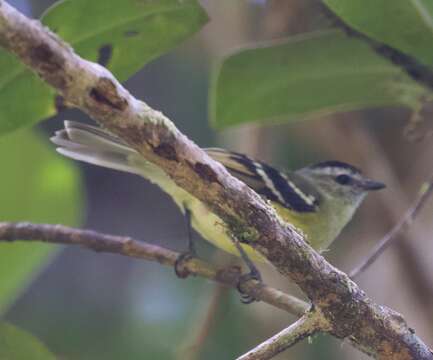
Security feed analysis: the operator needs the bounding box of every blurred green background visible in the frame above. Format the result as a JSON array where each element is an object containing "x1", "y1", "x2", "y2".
[{"x1": 1, "y1": 1, "x2": 433, "y2": 359}]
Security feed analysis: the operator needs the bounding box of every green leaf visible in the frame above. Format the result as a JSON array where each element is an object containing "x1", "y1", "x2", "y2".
[
  {"x1": 0, "y1": 129, "x2": 82, "y2": 313},
  {"x1": 0, "y1": 322, "x2": 56, "y2": 360},
  {"x1": 0, "y1": 57, "x2": 56, "y2": 135},
  {"x1": 323, "y1": 0, "x2": 433, "y2": 65},
  {"x1": 42, "y1": 0, "x2": 208, "y2": 81},
  {"x1": 210, "y1": 30, "x2": 429, "y2": 129},
  {"x1": 0, "y1": 0, "x2": 208, "y2": 135}
]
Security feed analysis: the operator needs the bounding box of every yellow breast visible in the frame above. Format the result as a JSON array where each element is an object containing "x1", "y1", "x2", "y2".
[
  {"x1": 184, "y1": 199, "x2": 332, "y2": 263},
  {"x1": 135, "y1": 160, "x2": 331, "y2": 262}
]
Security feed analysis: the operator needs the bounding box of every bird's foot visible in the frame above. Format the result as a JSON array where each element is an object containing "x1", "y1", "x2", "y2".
[
  {"x1": 174, "y1": 252, "x2": 196, "y2": 279},
  {"x1": 236, "y1": 267, "x2": 263, "y2": 304}
]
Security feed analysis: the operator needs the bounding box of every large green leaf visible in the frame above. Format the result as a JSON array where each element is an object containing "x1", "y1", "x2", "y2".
[
  {"x1": 323, "y1": 0, "x2": 433, "y2": 65},
  {"x1": 210, "y1": 30, "x2": 430, "y2": 129},
  {"x1": 0, "y1": 130, "x2": 81, "y2": 313},
  {"x1": 42, "y1": 0, "x2": 208, "y2": 81},
  {"x1": 0, "y1": 322, "x2": 56, "y2": 360},
  {"x1": 0, "y1": 0, "x2": 208, "y2": 134},
  {"x1": 0, "y1": 58, "x2": 56, "y2": 135}
]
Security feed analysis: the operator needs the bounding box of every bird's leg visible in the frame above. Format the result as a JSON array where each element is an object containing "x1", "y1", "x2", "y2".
[
  {"x1": 231, "y1": 237, "x2": 263, "y2": 304},
  {"x1": 184, "y1": 206, "x2": 196, "y2": 256},
  {"x1": 174, "y1": 206, "x2": 197, "y2": 278}
]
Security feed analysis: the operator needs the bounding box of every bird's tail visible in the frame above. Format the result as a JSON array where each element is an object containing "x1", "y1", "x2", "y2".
[{"x1": 51, "y1": 121, "x2": 170, "y2": 186}]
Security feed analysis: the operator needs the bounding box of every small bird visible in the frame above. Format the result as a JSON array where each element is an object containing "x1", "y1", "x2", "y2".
[{"x1": 51, "y1": 121, "x2": 385, "y2": 264}]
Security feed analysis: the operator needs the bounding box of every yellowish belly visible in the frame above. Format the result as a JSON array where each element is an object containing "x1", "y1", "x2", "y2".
[
  {"x1": 187, "y1": 199, "x2": 267, "y2": 262},
  {"x1": 189, "y1": 200, "x2": 336, "y2": 259},
  {"x1": 135, "y1": 160, "x2": 328, "y2": 262}
]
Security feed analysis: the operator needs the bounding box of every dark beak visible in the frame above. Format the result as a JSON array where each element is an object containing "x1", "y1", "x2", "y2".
[{"x1": 360, "y1": 179, "x2": 386, "y2": 191}]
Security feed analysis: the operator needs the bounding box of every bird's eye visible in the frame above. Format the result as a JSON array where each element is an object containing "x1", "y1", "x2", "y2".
[{"x1": 335, "y1": 174, "x2": 351, "y2": 185}]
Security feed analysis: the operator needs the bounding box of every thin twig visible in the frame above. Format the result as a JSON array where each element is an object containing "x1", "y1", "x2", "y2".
[
  {"x1": 236, "y1": 311, "x2": 327, "y2": 360},
  {"x1": 350, "y1": 174, "x2": 433, "y2": 279},
  {"x1": 176, "y1": 284, "x2": 228, "y2": 360},
  {"x1": 0, "y1": 221, "x2": 308, "y2": 316}
]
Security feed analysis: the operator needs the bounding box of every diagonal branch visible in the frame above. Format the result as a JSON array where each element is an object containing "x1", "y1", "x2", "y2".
[
  {"x1": 350, "y1": 174, "x2": 433, "y2": 278},
  {"x1": 237, "y1": 311, "x2": 328, "y2": 360},
  {"x1": 0, "y1": 1, "x2": 432, "y2": 358},
  {"x1": 0, "y1": 221, "x2": 308, "y2": 317}
]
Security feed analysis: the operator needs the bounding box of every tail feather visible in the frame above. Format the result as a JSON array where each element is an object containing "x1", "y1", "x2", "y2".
[
  {"x1": 63, "y1": 120, "x2": 133, "y2": 153},
  {"x1": 51, "y1": 121, "x2": 141, "y2": 175},
  {"x1": 51, "y1": 120, "x2": 199, "y2": 211}
]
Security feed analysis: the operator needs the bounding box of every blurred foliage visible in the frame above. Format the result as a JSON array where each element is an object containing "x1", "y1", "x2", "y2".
[
  {"x1": 16, "y1": 268, "x2": 256, "y2": 360},
  {"x1": 0, "y1": 0, "x2": 207, "y2": 134},
  {"x1": 323, "y1": 0, "x2": 433, "y2": 65},
  {"x1": 210, "y1": 30, "x2": 428, "y2": 128},
  {"x1": 0, "y1": 322, "x2": 55, "y2": 360},
  {"x1": 0, "y1": 130, "x2": 81, "y2": 313},
  {"x1": 0, "y1": 57, "x2": 55, "y2": 135},
  {"x1": 42, "y1": 0, "x2": 208, "y2": 80}
]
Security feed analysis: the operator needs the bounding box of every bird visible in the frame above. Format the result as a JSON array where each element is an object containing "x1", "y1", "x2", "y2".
[{"x1": 51, "y1": 121, "x2": 385, "y2": 264}]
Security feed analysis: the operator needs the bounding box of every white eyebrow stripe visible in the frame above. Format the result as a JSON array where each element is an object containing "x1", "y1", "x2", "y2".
[
  {"x1": 253, "y1": 161, "x2": 286, "y2": 204},
  {"x1": 282, "y1": 173, "x2": 317, "y2": 206}
]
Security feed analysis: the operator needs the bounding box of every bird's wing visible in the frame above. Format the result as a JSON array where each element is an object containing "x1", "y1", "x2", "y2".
[{"x1": 205, "y1": 148, "x2": 319, "y2": 213}]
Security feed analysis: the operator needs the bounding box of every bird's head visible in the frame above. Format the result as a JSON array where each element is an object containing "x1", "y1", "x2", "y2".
[{"x1": 297, "y1": 161, "x2": 385, "y2": 206}]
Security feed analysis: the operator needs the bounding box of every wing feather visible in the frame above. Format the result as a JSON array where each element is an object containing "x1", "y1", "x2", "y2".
[{"x1": 205, "y1": 148, "x2": 320, "y2": 212}]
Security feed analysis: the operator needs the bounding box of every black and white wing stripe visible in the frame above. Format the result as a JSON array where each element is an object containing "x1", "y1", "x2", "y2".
[{"x1": 205, "y1": 148, "x2": 320, "y2": 213}]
